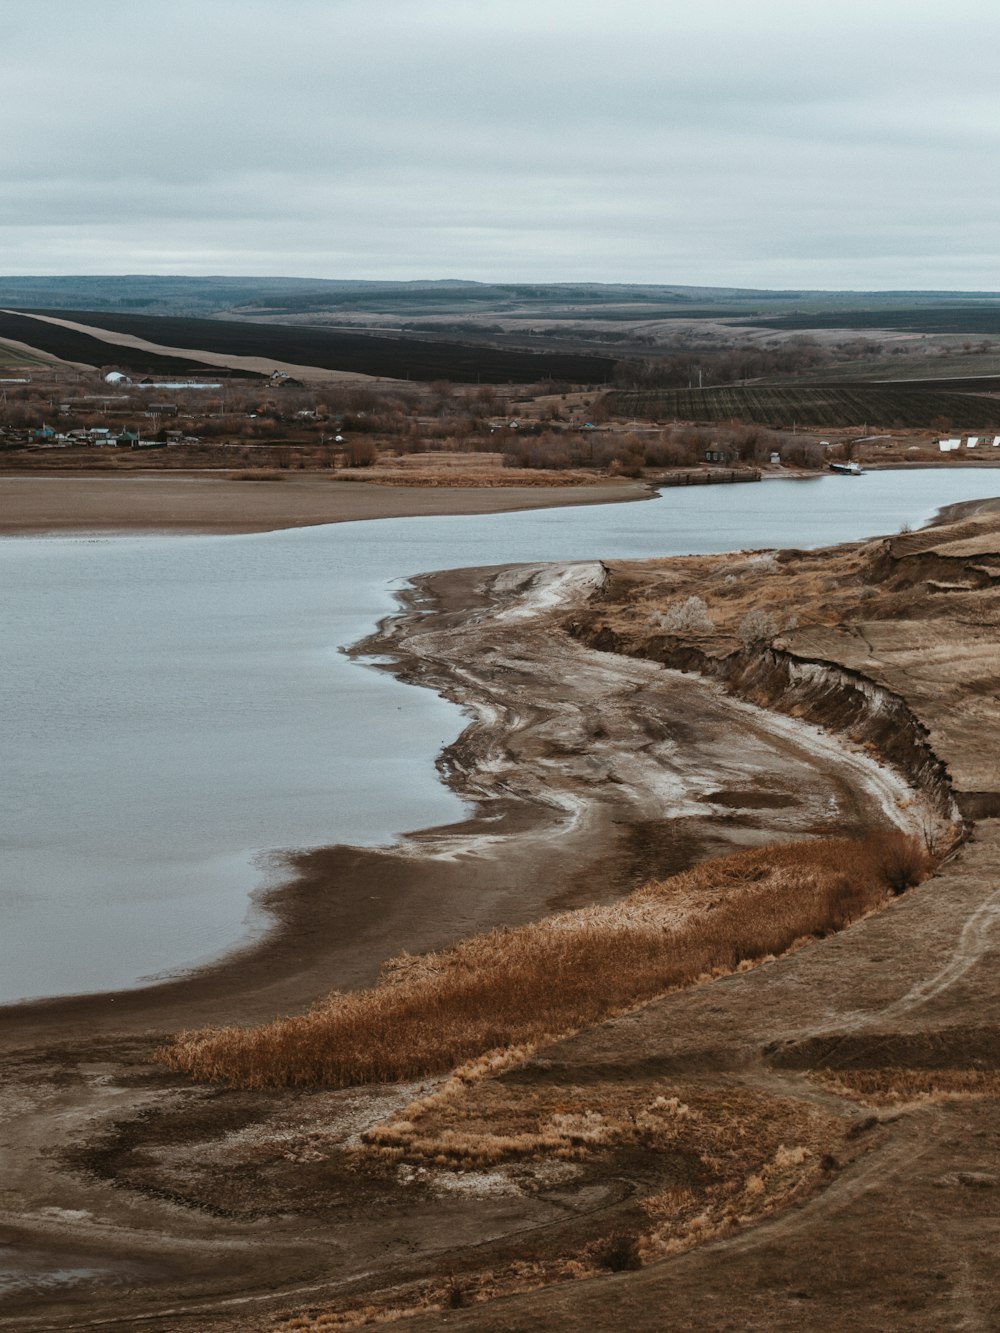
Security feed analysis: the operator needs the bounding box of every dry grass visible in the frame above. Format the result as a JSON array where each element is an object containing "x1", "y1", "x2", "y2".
[
  {"x1": 635, "y1": 1132, "x2": 829, "y2": 1262},
  {"x1": 160, "y1": 832, "x2": 931, "y2": 1091},
  {"x1": 376, "y1": 451, "x2": 507, "y2": 472},
  {"x1": 359, "y1": 468, "x2": 599, "y2": 488},
  {"x1": 274, "y1": 1257, "x2": 595, "y2": 1331},
  {"x1": 588, "y1": 544, "x2": 876, "y2": 646},
  {"x1": 815, "y1": 1067, "x2": 1000, "y2": 1107},
  {"x1": 358, "y1": 1066, "x2": 829, "y2": 1173},
  {"x1": 227, "y1": 468, "x2": 288, "y2": 481},
  {"x1": 276, "y1": 1082, "x2": 846, "y2": 1330}
]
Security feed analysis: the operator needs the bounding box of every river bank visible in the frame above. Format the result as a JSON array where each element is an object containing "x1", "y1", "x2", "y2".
[
  {"x1": 1, "y1": 504, "x2": 982, "y2": 1328},
  {"x1": 0, "y1": 471, "x2": 651, "y2": 535},
  {"x1": 3, "y1": 479, "x2": 1000, "y2": 1331}
]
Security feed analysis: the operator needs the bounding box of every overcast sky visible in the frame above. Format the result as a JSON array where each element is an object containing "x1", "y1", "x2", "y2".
[{"x1": 4, "y1": 0, "x2": 999, "y2": 288}]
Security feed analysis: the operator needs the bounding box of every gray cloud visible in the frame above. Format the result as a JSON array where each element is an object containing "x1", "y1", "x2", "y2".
[{"x1": 3, "y1": 0, "x2": 1000, "y2": 285}]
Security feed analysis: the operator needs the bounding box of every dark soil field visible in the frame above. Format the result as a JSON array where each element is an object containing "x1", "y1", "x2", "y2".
[
  {"x1": 12, "y1": 308, "x2": 618, "y2": 383},
  {"x1": 0, "y1": 310, "x2": 229, "y2": 376},
  {"x1": 605, "y1": 383, "x2": 1000, "y2": 429},
  {"x1": 738, "y1": 304, "x2": 1000, "y2": 334}
]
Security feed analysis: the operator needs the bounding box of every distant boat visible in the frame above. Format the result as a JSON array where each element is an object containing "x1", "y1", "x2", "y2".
[{"x1": 828, "y1": 461, "x2": 864, "y2": 475}]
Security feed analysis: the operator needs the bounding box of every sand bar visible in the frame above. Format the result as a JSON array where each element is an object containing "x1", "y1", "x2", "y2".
[{"x1": 0, "y1": 471, "x2": 651, "y2": 535}]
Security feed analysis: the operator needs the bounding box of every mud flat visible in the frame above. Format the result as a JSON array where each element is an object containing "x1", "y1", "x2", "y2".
[
  {"x1": 2, "y1": 511, "x2": 999, "y2": 1330},
  {"x1": 0, "y1": 471, "x2": 650, "y2": 535}
]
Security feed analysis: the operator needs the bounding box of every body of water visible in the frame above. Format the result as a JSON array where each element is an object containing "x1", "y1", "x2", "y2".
[{"x1": 3, "y1": 468, "x2": 999, "y2": 1003}]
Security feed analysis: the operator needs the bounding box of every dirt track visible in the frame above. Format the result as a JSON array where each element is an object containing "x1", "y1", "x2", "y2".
[{"x1": 2, "y1": 514, "x2": 1000, "y2": 1330}]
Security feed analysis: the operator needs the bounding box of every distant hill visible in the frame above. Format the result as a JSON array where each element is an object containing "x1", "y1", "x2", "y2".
[{"x1": 2, "y1": 276, "x2": 1000, "y2": 321}]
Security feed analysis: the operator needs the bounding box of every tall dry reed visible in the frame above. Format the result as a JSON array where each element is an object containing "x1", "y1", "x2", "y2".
[{"x1": 160, "y1": 831, "x2": 930, "y2": 1090}]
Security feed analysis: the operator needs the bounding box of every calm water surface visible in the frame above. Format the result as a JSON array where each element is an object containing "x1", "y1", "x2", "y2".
[{"x1": 3, "y1": 469, "x2": 999, "y2": 1002}]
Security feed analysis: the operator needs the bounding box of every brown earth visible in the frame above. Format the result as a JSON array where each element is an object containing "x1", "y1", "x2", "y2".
[
  {"x1": 2, "y1": 505, "x2": 1000, "y2": 1331},
  {"x1": 0, "y1": 471, "x2": 650, "y2": 535}
]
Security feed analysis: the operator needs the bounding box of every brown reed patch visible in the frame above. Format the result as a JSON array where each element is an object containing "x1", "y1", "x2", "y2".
[
  {"x1": 815, "y1": 1067, "x2": 1000, "y2": 1107},
  {"x1": 362, "y1": 467, "x2": 596, "y2": 488},
  {"x1": 159, "y1": 832, "x2": 931, "y2": 1092}
]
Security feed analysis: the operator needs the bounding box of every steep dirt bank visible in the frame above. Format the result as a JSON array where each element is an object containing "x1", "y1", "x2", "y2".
[{"x1": 573, "y1": 632, "x2": 959, "y2": 825}]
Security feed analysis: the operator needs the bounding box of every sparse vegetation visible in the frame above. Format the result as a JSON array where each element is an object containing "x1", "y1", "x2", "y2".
[
  {"x1": 739, "y1": 607, "x2": 780, "y2": 644},
  {"x1": 160, "y1": 832, "x2": 932, "y2": 1091},
  {"x1": 275, "y1": 1080, "x2": 844, "y2": 1330},
  {"x1": 657, "y1": 595, "x2": 715, "y2": 634},
  {"x1": 816, "y1": 1068, "x2": 1000, "y2": 1106}
]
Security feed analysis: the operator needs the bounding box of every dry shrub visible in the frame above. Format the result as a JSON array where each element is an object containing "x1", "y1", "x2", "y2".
[
  {"x1": 227, "y1": 468, "x2": 286, "y2": 481},
  {"x1": 160, "y1": 832, "x2": 931, "y2": 1091},
  {"x1": 738, "y1": 607, "x2": 779, "y2": 644},
  {"x1": 588, "y1": 1232, "x2": 643, "y2": 1272},
  {"x1": 361, "y1": 467, "x2": 596, "y2": 489},
  {"x1": 657, "y1": 595, "x2": 715, "y2": 635},
  {"x1": 273, "y1": 1254, "x2": 594, "y2": 1331},
  {"x1": 740, "y1": 552, "x2": 780, "y2": 575},
  {"x1": 867, "y1": 828, "x2": 933, "y2": 894},
  {"x1": 638, "y1": 1137, "x2": 825, "y2": 1261}
]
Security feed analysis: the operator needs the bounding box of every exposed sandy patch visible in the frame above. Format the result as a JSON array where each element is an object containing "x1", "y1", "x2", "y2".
[{"x1": 0, "y1": 471, "x2": 651, "y2": 535}]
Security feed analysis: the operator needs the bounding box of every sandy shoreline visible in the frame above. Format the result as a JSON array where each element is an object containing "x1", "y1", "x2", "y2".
[
  {"x1": 0, "y1": 557, "x2": 926, "y2": 1049},
  {"x1": 0, "y1": 519, "x2": 982, "y2": 1330},
  {"x1": 0, "y1": 471, "x2": 651, "y2": 535}
]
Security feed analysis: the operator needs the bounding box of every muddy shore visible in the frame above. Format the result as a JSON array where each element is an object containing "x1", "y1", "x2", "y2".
[
  {"x1": 0, "y1": 559, "x2": 925, "y2": 1049},
  {"x1": 3, "y1": 504, "x2": 1000, "y2": 1331},
  {"x1": 0, "y1": 546, "x2": 944, "y2": 1330},
  {"x1": 0, "y1": 471, "x2": 650, "y2": 535}
]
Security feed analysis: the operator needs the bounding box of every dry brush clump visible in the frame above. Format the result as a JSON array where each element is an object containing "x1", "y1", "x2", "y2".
[
  {"x1": 274, "y1": 1256, "x2": 596, "y2": 1331},
  {"x1": 160, "y1": 832, "x2": 932, "y2": 1092},
  {"x1": 585, "y1": 542, "x2": 894, "y2": 652},
  {"x1": 738, "y1": 607, "x2": 779, "y2": 645},
  {"x1": 275, "y1": 1083, "x2": 847, "y2": 1331},
  {"x1": 227, "y1": 468, "x2": 287, "y2": 481},
  {"x1": 656, "y1": 595, "x2": 716, "y2": 635}
]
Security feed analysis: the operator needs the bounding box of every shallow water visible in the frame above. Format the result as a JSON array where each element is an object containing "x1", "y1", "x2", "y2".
[
  {"x1": 3, "y1": 468, "x2": 999, "y2": 1003},
  {"x1": 0, "y1": 1242, "x2": 155, "y2": 1300}
]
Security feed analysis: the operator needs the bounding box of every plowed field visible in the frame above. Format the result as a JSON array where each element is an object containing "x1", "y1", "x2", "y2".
[
  {"x1": 14, "y1": 308, "x2": 617, "y2": 384},
  {"x1": 0, "y1": 310, "x2": 228, "y2": 376},
  {"x1": 605, "y1": 383, "x2": 1000, "y2": 428}
]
